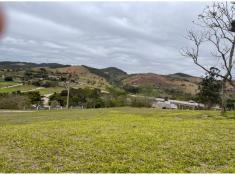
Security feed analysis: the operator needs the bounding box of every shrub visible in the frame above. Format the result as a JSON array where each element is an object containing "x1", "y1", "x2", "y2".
[
  {"x1": 40, "y1": 80, "x2": 58, "y2": 88},
  {"x1": 4, "y1": 76, "x2": 13, "y2": 81},
  {"x1": 123, "y1": 85, "x2": 139, "y2": 94},
  {"x1": 0, "y1": 95, "x2": 31, "y2": 109},
  {"x1": 50, "y1": 88, "x2": 105, "y2": 108},
  {"x1": 227, "y1": 99, "x2": 235, "y2": 111},
  {"x1": 31, "y1": 80, "x2": 41, "y2": 86},
  {"x1": 22, "y1": 91, "x2": 42, "y2": 105},
  {"x1": 50, "y1": 100, "x2": 60, "y2": 108},
  {"x1": 130, "y1": 97, "x2": 152, "y2": 107}
]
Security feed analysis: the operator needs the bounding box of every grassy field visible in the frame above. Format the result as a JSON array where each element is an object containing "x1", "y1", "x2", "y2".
[
  {"x1": 0, "y1": 81, "x2": 20, "y2": 88},
  {"x1": 0, "y1": 84, "x2": 36, "y2": 93},
  {"x1": 0, "y1": 83, "x2": 64, "y2": 95},
  {"x1": 37, "y1": 87, "x2": 64, "y2": 95},
  {"x1": 0, "y1": 82, "x2": 101, "y2": 95},
  {"x1": 0, "y1": 108, "x2": 234, "y2": 173}
]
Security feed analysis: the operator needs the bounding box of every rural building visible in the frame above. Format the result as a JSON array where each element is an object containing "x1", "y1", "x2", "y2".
[
  {"x1": 152, "y1": 98, "x2": 205, "y2": 109},
  {"x1": 152, "y1": 100, "x2": 177, "y2": 109}
]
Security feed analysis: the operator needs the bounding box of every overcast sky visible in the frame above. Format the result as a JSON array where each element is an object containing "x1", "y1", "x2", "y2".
[{"x1": 0, "y1": 1, "x2": 228, "y2": 76}]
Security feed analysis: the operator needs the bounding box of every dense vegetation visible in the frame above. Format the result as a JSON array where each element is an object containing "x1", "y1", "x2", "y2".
[
  {"x1": 0, "y1": 91, "x2": 41, "y2": 109},
  {"x1": 49, "y1": 87, "x2": 152, "y2": 108},
  {"x1": 0, "y1": 108, "x2": 234, "y2": 173}
]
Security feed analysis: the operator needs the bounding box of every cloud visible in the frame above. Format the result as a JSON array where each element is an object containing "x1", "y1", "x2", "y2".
[{"x1": 0, "y1": 1, "x2": 233, "y2": 77}]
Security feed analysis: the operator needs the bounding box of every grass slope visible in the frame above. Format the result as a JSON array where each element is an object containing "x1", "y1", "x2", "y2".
[
  {"x1": 0, "y1": 108, "x2": 235, "y2": 173},
  {"x1": 0, "y1": 84, "x2": 64, "y2": 95},
  {"x1": 83, "y1": 65, "x2": 127, "y2": 85},
  {"x1": 0, "y1": 84, "x2": 36, "y2": 93},
  {"x1": 0, "y1": 82, "x2": 19, "y2": 88}
]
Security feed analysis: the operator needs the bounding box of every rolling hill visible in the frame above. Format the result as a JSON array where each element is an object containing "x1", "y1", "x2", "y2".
[
  {"x1": 83, "y1": 65, "x2": 128, "y2": 85},
  {"x1": 122, "y1": 73, "x2": 199, "y2": 95},
  {"x1": 0, "y1": 61, "x2": 69, "y2": 69},
  {"x1": 2, "y1": 61, "x2": 234, "y2": 100}
]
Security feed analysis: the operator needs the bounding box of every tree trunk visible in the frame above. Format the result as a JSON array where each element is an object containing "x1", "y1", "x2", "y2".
[{"x1": 221, "y1": 80, "x2": 227, "y2": 115}]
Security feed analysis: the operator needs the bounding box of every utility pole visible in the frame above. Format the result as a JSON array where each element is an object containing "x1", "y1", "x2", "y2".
[
  {"x1": 65, "y1": 73, "x2": 71, "y2": 110},
  {"x1": 66, "y1": 80, "x2": 70, "y2": 110}
]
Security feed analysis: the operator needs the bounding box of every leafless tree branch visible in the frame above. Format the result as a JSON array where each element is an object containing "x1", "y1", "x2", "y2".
[{"x1": 181, "y1": 2, "x2": 235, "y2": 113}]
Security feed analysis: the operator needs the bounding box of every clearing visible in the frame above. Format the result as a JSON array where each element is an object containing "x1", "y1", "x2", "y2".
[{"x1": 0, "y1": 108, "x2": 234, "y2": 173}]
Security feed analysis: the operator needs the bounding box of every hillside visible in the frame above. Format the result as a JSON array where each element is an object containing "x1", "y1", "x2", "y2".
[
  {"x1": 1, "y1": 61, "x2": 234, "y2": 100},
  {"x1": 52, "y1": 66, "x2": 110, "y2": 90},
  {"x1": 168, "y1": 73, "x2": 202, "y2": 84},
  {"x1": 122, "y1": 73, "x2": 199, "y2": 95},
  {"x1": 83, "y1": 65, "x2": 128, "y2": 85},
  {"x1": 0, "y1": 63, "x2": 111, "y2": 94},
  {"x1": 0, "y1": 61, "x2": 69, "y2": 69},
  {"x1": 81, "y1": 66, "x2": 201, "y2": 97}
]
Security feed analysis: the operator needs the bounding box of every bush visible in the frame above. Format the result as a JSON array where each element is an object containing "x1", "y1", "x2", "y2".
[
  {"x1": 50, "y1": 88, "x2": 106, "y2": 108},
  {"x1": 31, "y1": 80, "x2": 41, "y2": 86},
  {"x1": 123, "y1": 85, "x2": 140, "y2": 94},
  {"x1": 130, "y1": 97, "x2": 152, "y2": 107},
  {"x1": 50, "y1": 100, "x2": 60, "y2": 108},
  {"x1": 227, "y1": 99, "x2": 235, "y2": 110},
  {"x1": 0, "y1": 95, "x2": 31, "y2": 109},
  {"x1": 49, "y1": 93, "x2": 66, "y2": 106},
  {"x1": 107, "y1": 86, "x2": 127, "y2": 97},
  {"x1": 22, "y1": 91, "x2": 42, "y2": 105},
  {"x1": 40, "y1": 80, "x2": 58, "y2": 88},
  {"x1": 4, "y1": 76, "x2": 13, "y2": 81},
  {"x1": 102, "y1": 95, "x2": 127, "y2": 107}
]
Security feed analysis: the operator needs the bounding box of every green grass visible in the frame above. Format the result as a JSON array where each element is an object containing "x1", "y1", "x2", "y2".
[
  {"x1": 0, "y1": 84, "x2": 64, "y2": 95},
  {"x1": 0, "y1": 85, "x2": 36, "y2": 93},
  {"x1": 37, "y1": 87, "x2": 64, "y2": 95},
  {"x1": 0, "y1": 108, "x2": 234, "y2": 173},
  {"x1": 0, "y1": 81, "x2": 19, "y2": 88}
]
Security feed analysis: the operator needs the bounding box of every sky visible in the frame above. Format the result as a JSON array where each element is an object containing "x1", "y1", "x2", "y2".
[{"x1": 0, "y1": 1, "x2": 231, "y2": 77}]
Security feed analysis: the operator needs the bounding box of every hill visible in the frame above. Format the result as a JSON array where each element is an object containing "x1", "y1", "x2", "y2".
[
  {"x1": 0, "y1": 63, "x2": 111, "y2": 94},
  {"x1": 168, "y1": 73, "x2": 202, "y2": 84},
  {"x1": 52, "y1": 66, "x2": 110, "y2": 90},
  {"x1": 82, "y1": 66, "x2": 201, "y2": 98},
  {"x1": 0, "y1": 61, "x2": 69, "y2": 69},
  {"x1": 122, "y1": 73, "x2": 199, "y2": 95},
  {"x1": 1, "y1": 61, "x2": 234, "y2": 101},
  {"x1": 83, "y1": 65, "x2": 128, "y2": 85}
]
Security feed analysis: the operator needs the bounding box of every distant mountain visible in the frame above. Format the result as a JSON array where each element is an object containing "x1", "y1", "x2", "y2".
[
  {"x1": 0, "y1": 61, "x2": 69, "y2": 69},
  {"x1": 0, "y1": 61, "x2": 201, "y2": 95},
  {"x1": 50, "y1": 65, "x2": 110, "y2": 90},
  {"x1": 1, "y1": 61, "x2": 234, "y2": 100},
  {"x1": 82, "y1": 65, "x2": 128, "y2": 85},
  {"x1": 122, "y1": 73, "x2": 200, "y2": 95},
  {"x1": 168, "y1": 72, "x2": 202, "y2": 84},
  {"x1": 169, "y1": 72, "x2": 194, "y2": 78}
]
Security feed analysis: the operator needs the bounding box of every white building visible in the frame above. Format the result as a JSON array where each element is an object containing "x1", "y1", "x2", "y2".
[
  {"x1": 152, "y1": 98, "x2": 205, "y2": 109},
  {"x1": 152, "y1": 100, "x2": 177, "y2": 109}
]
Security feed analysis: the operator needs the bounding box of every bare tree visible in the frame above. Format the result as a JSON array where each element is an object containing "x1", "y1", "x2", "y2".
[{"x1": 182, "y1": 2, "x2": 235, "y2": 113}]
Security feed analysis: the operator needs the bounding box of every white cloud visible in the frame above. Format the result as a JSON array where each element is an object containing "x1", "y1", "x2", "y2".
[
  {"x1": 42, "y1": 41, "x2": 67, "y2": 49},
  {"x1": 0, "y1": 1, "x2": 233, "y2": 77}
]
